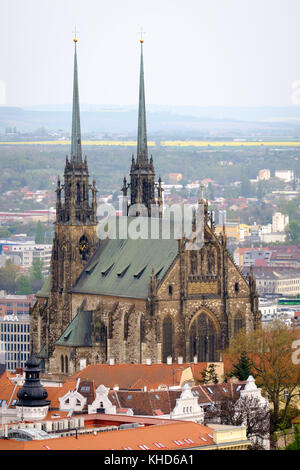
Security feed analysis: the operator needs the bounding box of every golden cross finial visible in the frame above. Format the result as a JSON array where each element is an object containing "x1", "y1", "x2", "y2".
[
  {"x1": 139, "y1": 27, "x2": 146, "y2": 43},
  {"x1": 73, "y1": 26, "x2": 79, "y2": 43}
]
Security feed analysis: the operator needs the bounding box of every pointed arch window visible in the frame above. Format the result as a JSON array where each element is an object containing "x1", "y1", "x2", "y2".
[
  {"x1": 234, "y1": 313, "x2": 243, "y2": 335},
  {"x1": 189, "y1": 313, "x2": 218, "y2": 362},
  {"x1": 61, "y1": 355, "x2": 64, "y2": 373},
  {"x1": 162, "y1": 316, "x2": 173, "y2": 363}
]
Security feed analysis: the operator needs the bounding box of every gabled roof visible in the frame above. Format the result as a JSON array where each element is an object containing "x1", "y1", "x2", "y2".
[
  {"x1": 71, "y1": 362, "x2": 199, "y2": 390},
  {"x1": 55, "y1": 309, "x2": 93, "y2": 347},
  {"x1": 71, "y1": 223, "x2": 179, "y2": 299}
]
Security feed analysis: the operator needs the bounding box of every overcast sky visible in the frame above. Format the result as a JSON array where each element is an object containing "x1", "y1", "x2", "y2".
[{"x1": 1, "y1": 0, "x2": 300, "y2": 108}]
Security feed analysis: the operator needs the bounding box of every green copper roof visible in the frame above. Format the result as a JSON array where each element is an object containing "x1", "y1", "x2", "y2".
[
  {"x1": 71, "y1": 41, "x2": 82, "y2": 165},
  {"x1": 37, "y1": 344, "x2": 48, "y2": 359},
  {"x1": 55, "y1": 308, "x2": 93, "y2": 347},
  {"x1": 137, "y1": 41, "x2": 148, "y2": 166},
  {"x1": 71, "y1": 218, "x2": 179, "y2": 299},
  {"x1": 36, "y1": 275, "x2": 51, "y2": 298}
]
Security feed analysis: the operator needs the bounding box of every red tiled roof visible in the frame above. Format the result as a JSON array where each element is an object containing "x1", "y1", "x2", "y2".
[
  {"x1": 71, "y1": 362, "x2": 211, "y2": 390},
  {"x1": 0, "y1": 421, "x2": 215, "y2": 450}
]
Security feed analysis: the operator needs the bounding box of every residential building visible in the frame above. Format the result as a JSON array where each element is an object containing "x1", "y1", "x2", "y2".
[
  {"x1": 0, "y1": 294, "x2": 35, "y2": 316},
  {"x1": 275, "y1": 170, "x2": 294, "y2": 182},
  {"x1": 243, "y1": 267, "x2": 300, "y2": 296},
  {"x1": 1, "y1": 243, "x2": 52, "y2": 276},
  {"x1": 258, "y1": 169, "x2": 271, "y2": 181},
  {"x1": 272, "y1": 212, "x2": 289, "y2": 233}
]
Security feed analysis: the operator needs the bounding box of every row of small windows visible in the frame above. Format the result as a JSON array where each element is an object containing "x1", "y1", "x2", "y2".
[
  {"x1": 0, "y1": 324, "x2": 30, "y2": 333},
  {"x1": 0, "y1": 334, "x2": 30, "y2": 343},
  {"x1": 182, "y1": 406, "x2": 193, "y2": 413},
  {"x1": 6, "y1": 352, "x2": 29, "y2": 361},
  {"x1": 2, "y1": 342, "x2": 30, "y2": 351},
  {"x1": 7, "y1": 362, "x2": 27, "y2": 371}
]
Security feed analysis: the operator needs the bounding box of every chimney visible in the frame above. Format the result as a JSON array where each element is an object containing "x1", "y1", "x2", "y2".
[
  {"x1": 146, "y1": 358, "x2": 151, "y2": 366},
  {"x1": 167, "y1": 356, "x2": 172, "y2": 365},
  {"x1": 144, "y1": 386, "x2": 147, "y2": 392},
  {"x1": 193, "y1": 355, "x2": 198, "y2": 364},
  {"x1": 113, "y1": 385, "x2": 119, "y2": 390},
  {"x1": 178, "y1": 356, "x2": 183, "y2": 365},
  {"x1": 109, "y1": 358, "x2": 115, "y2": 366}
]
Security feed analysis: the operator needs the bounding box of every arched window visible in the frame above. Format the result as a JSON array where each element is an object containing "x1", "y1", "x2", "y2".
[
  {"x1": 61, "y1": 355, "x2": 64, "y2": 373},
  {"x1": 189, "y1": 313, "x2": 218, "y2": 362},
  {"x1": 65, "y1": 355, "x2": 68, "y2": 374},
  {"x1": 76, "y1": 182, "x2": 81, "y2": 204},
  {"x1": 162, "y1": 316, "x2": 173, "y2": 363},
  {"x1": 140, "y1": 315, "x2": 145, "y2": 363},
  {"x1": 234, "y1": 313, "x2": 243, "y2": 335}
]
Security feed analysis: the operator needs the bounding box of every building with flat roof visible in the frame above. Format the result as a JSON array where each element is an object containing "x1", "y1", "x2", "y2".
[{"x1": 0, "y1": 315, "x2": 30, "y2": 372}]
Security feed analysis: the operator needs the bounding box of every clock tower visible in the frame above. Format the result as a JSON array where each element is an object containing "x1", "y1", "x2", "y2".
[{"x1": 37, "y1": 36, "x2": 98, "y2": 360}]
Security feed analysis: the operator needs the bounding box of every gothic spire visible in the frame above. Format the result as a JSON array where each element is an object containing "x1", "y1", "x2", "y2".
[
  {"x1": 71, "y1": 36, "x2": 82, "y2": 165},
  {"x1": 137, "y1": 39, "x2": 148, "y2": 166}
]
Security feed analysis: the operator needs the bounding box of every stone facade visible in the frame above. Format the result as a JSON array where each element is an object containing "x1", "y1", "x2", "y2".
[
  {"x1": 43, "y1": 211, "x2": 260, "y2": 375},
  {"x1": 30, "y1": 39, "x2": 261, "y2": 376}
]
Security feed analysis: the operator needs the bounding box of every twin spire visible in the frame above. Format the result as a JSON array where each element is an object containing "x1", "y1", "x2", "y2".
[
  {"x1": 137, "y1": 39, "x2": 148, "y2": 166},
  {"x1": 70, "y1": 37, "x2": 148, "y2": 167},
  {"x1": 69, "y1": 36, "x2": 162, "y2": 216},
  {"x1": 71, "y1": 37, "x2": 82, "y2": 165}
]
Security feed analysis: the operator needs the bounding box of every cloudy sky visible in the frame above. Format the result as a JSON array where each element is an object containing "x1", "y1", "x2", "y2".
[{"x1": 0, "y1": 0, "x2": 300, "y2": 107}]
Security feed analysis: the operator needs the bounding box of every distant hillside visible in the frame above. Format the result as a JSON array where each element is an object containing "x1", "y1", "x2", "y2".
[{"x1": 1, "y1": 105, "x2": 300, "y2": 135}]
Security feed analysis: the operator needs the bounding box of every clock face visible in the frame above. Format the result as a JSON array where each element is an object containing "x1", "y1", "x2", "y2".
[{"x1": 79, "y1": 238, "x2": 89, "y2": 253}]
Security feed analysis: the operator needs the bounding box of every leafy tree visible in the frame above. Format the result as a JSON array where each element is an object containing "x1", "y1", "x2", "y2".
[
  {"x1": 231, "y1": 351, "x2": 254, "y2": 381},
  {"x1": 206, "y1": 395, "x2": 270, "y2": 450},
  {"x1": 16, "y1": 275, "x2": 33, "y2": 295},
  {"x1": 240, "y1": 172, "x2": 253, "y2": 198},
  {"x1": 285, "y1": 425, "x2": 300, "y2": 450},
  {"x1": 287, "y1": 220, "x2": 300, "y2": 242},
  {"x1": 257, "y1": 180, "x2": 265, "y2": 200},
  {"x1": 30, "y1": 258, "x2": 44, "y2": 281},
  {"x1": 0, "y1": 228, "x2": 12, "y2": 238},
  {"x1": 225, "y1": 321, "x2": 300, "y2": 430},
  {"x1": 198, "y1": 363, "x2": 219, "y2": 384},
  {"x1": 0, "y1": 259, "x2": 20, "y2": 294}
]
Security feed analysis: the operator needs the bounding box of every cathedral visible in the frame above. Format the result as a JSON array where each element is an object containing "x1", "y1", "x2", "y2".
[{"x1": 30, "y1": 37, "x2": 261, "y2": 375}]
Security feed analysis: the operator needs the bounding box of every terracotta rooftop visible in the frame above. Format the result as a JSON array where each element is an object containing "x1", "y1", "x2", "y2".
[
  {"x1": 0, "y1": 421, "x2": 215, "y2": 450},
  {"x1": 71, "y1": 362, "x2": 212, "y2": 390}
]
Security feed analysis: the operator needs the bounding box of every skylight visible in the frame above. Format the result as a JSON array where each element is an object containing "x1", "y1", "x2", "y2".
[
  {"x1": 207, "y1": 387, "x2": 213, "y2": 394},
  {"x1": 184, "y1": 438, "x2": 194, "y2": 444},
  {"x1": 154, "y1": 442, "x2": 165, "y2": 448},
  {"x1": 174, "y1": 440, "x2": 184, "y2": 446}
]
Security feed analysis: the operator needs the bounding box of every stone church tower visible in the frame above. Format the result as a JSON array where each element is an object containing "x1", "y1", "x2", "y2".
[
  {"x1": 31, "y1": 39, "x2": 261, "y2": 376},
  {"x1": 30, "y1": 38, "x2": 98, "y2": 368}
]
